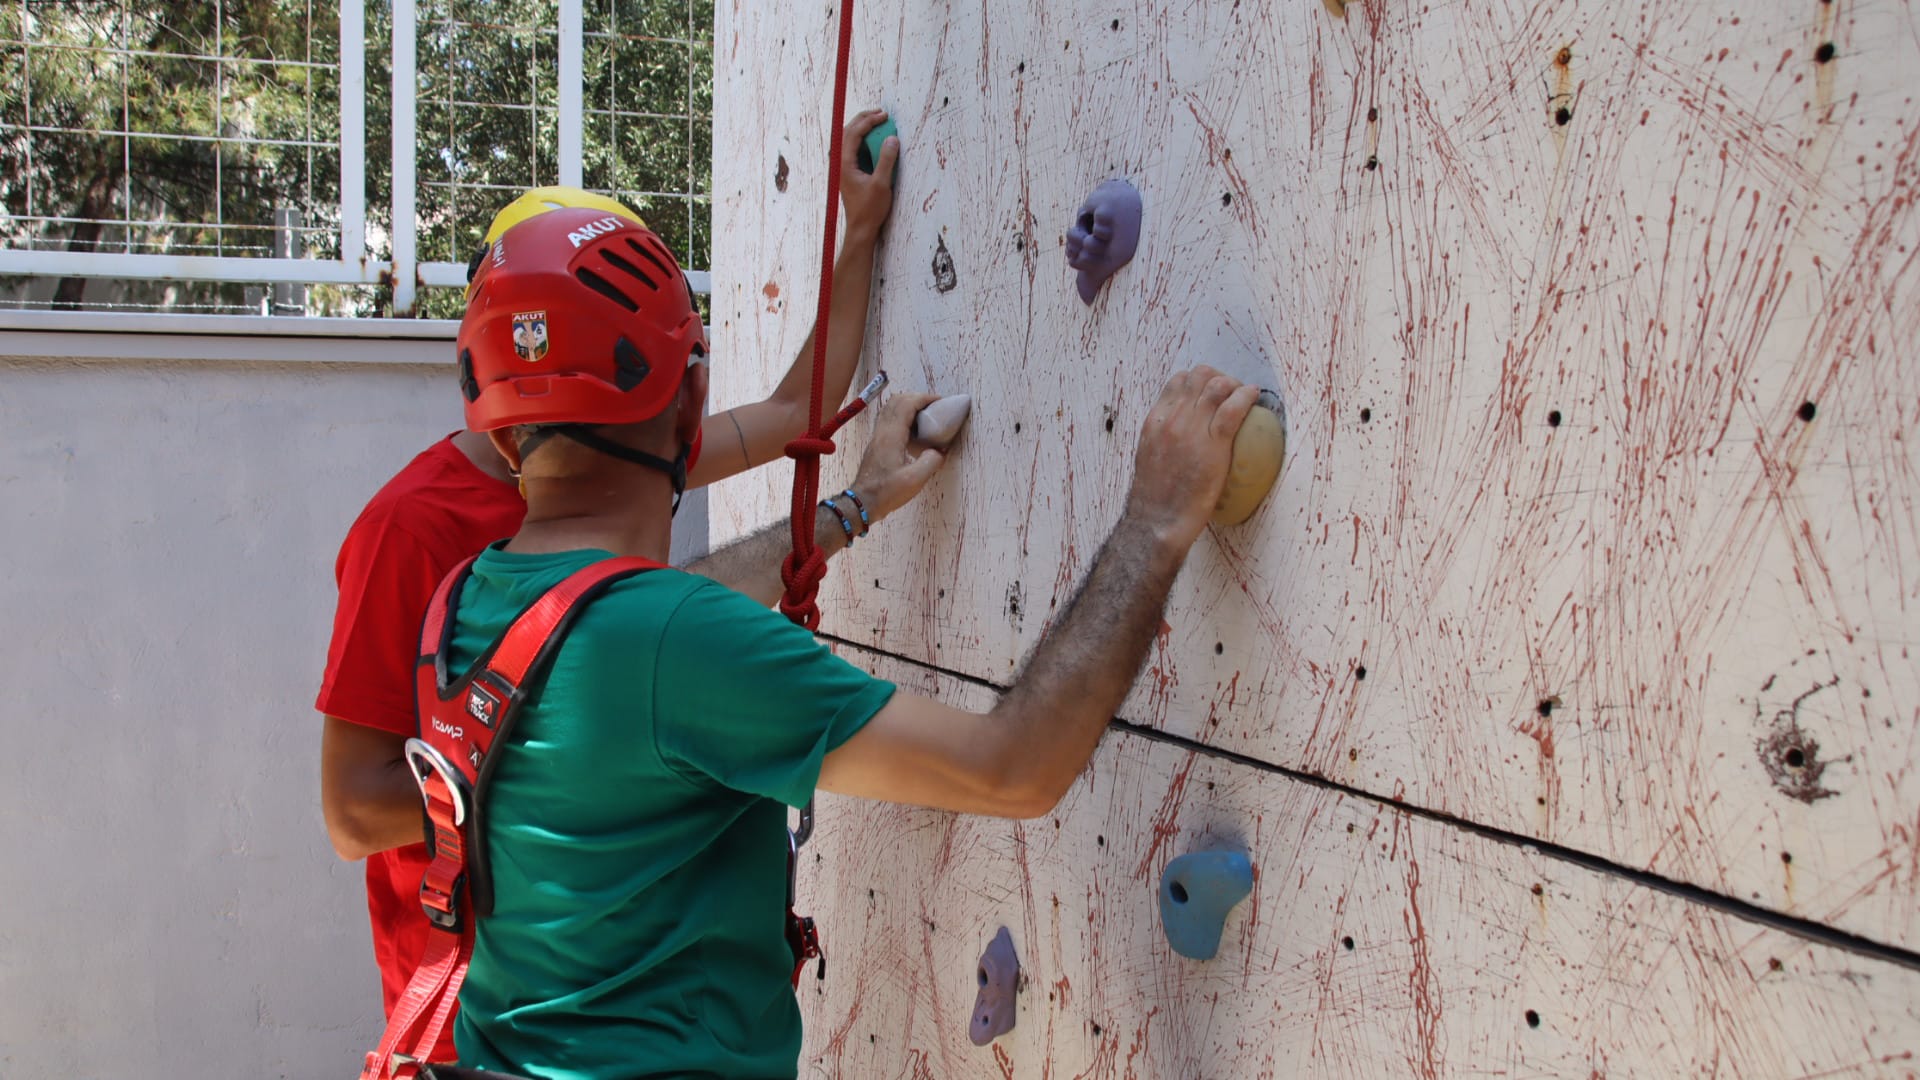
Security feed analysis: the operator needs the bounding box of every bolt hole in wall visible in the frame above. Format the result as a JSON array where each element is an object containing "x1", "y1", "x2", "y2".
[
  {"x1": 1786, "y1": 747, "x2": 1807, "y2": 768},
  {"x1": 1547, "y1": 409, "x2": 1563, "y2": 427},
  {"x1": 1359, "y1": 406, "x2": 1372, "y2": 423},
  {"x1": 1555, "y1": 106, "x2": 1573, "y2": 125},
  {"x1": 1342, "y1": 935, "x2": 1355, "y2": 950},
  {"x1": 1816, "y1": 41, "x2": 1837, "y2": 62},
  {"x1": 1799, "y1": 400, "x2": 1818, "y2": 421},
  {"x1": 1355, "y1": 664, "x2": 1367, "y2": 680},
  {"x1": 1526, "y1": 1010, "x2": 1542, "y2": 1029}
]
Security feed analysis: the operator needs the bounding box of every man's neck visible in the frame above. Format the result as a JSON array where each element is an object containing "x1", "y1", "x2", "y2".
[
  {"x1": 507, "y1": 471, "x2": 676, "y2": 563},
  {"x1": 451, "y1": 428, "x2": 516, "y2": 485}
]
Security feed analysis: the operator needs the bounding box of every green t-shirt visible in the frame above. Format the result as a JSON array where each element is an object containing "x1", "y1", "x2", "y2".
[{"x1": 445, "y1": 545, "x2": 894, "y2": 1079}]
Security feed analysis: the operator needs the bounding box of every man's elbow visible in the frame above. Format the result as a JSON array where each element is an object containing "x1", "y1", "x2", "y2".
[
  {"x1": 987, "y1": 758, "x2": 1076, "y2": 820},
  {"x1": 322, "y1": 798, "x2": 387, "y2": 862}
]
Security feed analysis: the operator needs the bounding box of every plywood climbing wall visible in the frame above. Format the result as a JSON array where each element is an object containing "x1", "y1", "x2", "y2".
[{"x1": 708, "y1": 0, "x2": 1920, "y2": 1073}]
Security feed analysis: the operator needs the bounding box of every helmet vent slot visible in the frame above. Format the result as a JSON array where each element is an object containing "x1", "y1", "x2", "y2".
[
  {"x1": 599, "y1": 248, "x2": 659, "y2": 291},
  {"x1": 613, "y1": 338, "x2": 651, "y2": 391},
  {"x1": 458, "y1": 348, "x2": 481, "y2": 402},
  {"x1": 575, "y1": 267, "x2": 638, "y2": 312},
  {"x1": 626, "y1": 237, "x2": 674, "y2": 279}
]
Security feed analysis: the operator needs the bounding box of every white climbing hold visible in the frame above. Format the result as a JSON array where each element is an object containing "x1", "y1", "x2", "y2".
[{"x1": 911, "y1": 394, "x2": 973, "y2": 448}]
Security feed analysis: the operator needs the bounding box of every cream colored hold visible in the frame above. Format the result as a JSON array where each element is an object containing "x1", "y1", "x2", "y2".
[
  {"x1": 910, "y1": 394, "x2": 973, "y2": 449},
  {"x1": 1212, "y1": 390, "x2": 1286, "y2": 526}
]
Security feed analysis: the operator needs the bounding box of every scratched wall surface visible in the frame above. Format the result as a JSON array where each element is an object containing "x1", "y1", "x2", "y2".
[
  {"x1": 786, "y1": 649, "x2": 1920, "y2": 1077},
  {"x1": 710, "y1": 0, "x2": 1920, "y2": 1068}
]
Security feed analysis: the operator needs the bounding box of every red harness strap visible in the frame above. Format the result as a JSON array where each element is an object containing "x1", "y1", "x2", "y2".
[{"x1": 360, "y1": 554, "x2": 662, "y2": 1080}]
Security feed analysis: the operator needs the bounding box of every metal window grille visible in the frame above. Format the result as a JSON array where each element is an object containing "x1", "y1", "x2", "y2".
[{"x1": 0, "y1": 0, "x2": 712, "y2": 317}]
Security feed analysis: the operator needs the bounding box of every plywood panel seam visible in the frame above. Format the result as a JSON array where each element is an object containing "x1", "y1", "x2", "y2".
[{"x1": 825, "y1": 632, "x2": 1920, "y2": 975}]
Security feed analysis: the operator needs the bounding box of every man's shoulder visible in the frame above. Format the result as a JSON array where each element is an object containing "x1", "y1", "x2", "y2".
[
  {"x1": 343, "y1": 437, "x2": 521, "y2": 558},
  {"x1": 588, "y1": 571, "x2": 790, "y2": 639}
]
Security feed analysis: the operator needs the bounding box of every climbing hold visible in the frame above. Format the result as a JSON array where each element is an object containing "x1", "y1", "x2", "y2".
[
  {"x1": 1159, "y1": 850, "x2": 1254, "y2": 960},
  {"x1": 1066, "y1": 179, "x2": 1142, "y2": 304},
  {"x1": 856, "y1": 117, "x2": 901, "y2": 185},
  {"x1": 911, "y1": 394, "x2": 973, "y2": 448},
  {"x1": 1323, "y1": 0, "x2": 1348, "y2": 17},
  {"x1": 970, "y1": 926, "x2": 1019, "y2": 1045},
  {"x1": 1212, "y1": 390, "x2": 1287, "y2": 526}
]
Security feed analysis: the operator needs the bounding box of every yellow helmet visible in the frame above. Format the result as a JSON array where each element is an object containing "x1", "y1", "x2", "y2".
[
  {"x1": 467, "y1": 186, "x2": 647, "y2": 297},
  {"x1": 483, "y1": 185, "x2": 645, "y2": 244}
]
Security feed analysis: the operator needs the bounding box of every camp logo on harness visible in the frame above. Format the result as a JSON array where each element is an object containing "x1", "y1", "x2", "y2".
[
  {"x1": 511, "y1": 310, "x2": 549, "y2": 362},
  {"x1": 466, "y1": 683, "x2": 500, "y2": 729},
  {"x1": 431, "y1": 717, "x2": 464, "y2": 741},
  {"x1": 566, "y1": 215, "x2": 623, "y2": 249}
]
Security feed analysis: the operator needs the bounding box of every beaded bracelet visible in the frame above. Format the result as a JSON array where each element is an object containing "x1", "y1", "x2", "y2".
[
  {"x1": 821, "y1": 497, "x2": 858, "y2": 544},
  {"x1": 838, "y1": 489, "x2": 871, "y2": 532}
]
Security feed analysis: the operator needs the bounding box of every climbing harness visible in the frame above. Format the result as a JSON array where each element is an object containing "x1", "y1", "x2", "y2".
[{"x1": 359, "y1": 554, "x2": 662, "y2": 1080}]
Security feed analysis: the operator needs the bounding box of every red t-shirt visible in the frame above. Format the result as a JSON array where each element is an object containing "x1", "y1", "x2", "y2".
[{"x1": 316, "y1": 435, "x2": 524, "y2": 1060}]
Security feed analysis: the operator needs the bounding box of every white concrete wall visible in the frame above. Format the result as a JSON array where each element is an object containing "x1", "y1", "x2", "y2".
[{"x1": 0, "y1": 340, "x2": 709, "y2": 1078}]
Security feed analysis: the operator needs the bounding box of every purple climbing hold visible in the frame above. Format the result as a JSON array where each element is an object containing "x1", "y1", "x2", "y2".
[
  {"x1": 969, "y1": 926, "x2": 1019, "y2": 1046},
  {"x1": 1065, "y1": 178, "x2": 1143, "y2": 305}
]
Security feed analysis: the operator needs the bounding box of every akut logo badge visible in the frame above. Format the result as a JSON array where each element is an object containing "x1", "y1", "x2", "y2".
[
  {"x1": 511, "y1": 310, "x2": 549, "y2": 363},
  {"x1": 566, "y1": 215, "x2": 622, "y2": 248}
]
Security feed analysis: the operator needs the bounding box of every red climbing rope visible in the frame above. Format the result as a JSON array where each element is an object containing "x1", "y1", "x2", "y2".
[{"x1": 778, "y1": 0, "x2": 863, "y2": 631}]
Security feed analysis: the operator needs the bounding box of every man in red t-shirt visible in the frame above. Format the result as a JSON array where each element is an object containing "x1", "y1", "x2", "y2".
[{"x1": 317, "y1": 112, "x2": 900, "y2": 1057}]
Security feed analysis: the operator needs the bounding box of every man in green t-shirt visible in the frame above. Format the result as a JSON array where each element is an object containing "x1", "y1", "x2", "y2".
[{"x1": 445, "y1": 206, "x2": 1260, "y2": 1079}]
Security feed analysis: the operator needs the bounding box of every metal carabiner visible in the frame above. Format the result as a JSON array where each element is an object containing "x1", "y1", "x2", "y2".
[{"x1": 404, "y1": 737, "x2": 468, "y2": 827}]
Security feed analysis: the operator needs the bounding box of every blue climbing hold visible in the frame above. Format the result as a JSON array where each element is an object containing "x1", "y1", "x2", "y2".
[{"x1": 1158, "y1": 850, "x2": 1254, "y2": 960}]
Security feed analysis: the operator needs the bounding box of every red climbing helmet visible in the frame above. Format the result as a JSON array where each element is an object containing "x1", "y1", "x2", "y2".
[{"x1": 458, "y1": 206, "x2": 708, "y2": 433}]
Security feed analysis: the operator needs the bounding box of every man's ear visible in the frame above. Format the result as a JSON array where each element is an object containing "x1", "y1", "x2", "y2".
[
  {"x1": 677, "y1": 362, "x2": 710, "y2": 444},
  {"x1": 488, "y1": 429, "x2": 524, "y2": 475}
]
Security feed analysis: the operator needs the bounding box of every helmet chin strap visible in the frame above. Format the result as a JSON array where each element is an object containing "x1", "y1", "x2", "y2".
[{"x1": 518, "y1": 424, "x2": 691, "y2": 516}]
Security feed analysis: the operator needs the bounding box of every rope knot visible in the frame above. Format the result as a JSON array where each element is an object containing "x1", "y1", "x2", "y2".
[
  {"x1": 784, "y1": 435, "x2": 838, "y2": 461},
  {"x1": 778, "y1": 547, "x2": 829, "y2": 630}
]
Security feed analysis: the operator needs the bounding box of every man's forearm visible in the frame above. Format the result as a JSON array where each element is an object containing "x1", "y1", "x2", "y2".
[
  {"x1": 682, "y1": 505, "x2": 850, "y2": 607},
  {"x1": 774, "y1": 231, "x2": 880, "y2": 421},
  {"x1": 991, "y1": 513, "x2": 1190, "y2": 802},
  {"x1": 320, "y1": 718, "x2": 432, "y2": 861},
  {"x1": 691, "y1": 236, "x2": 882, "y2": 487},
  {"x1": 334, "y1": 770, "x2": 429, "y2": 859}
]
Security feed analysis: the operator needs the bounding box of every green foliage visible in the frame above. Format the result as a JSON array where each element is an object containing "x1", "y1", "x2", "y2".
[{"x1": 0, "y1": 0, "x2": 711, "y2": 315}]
